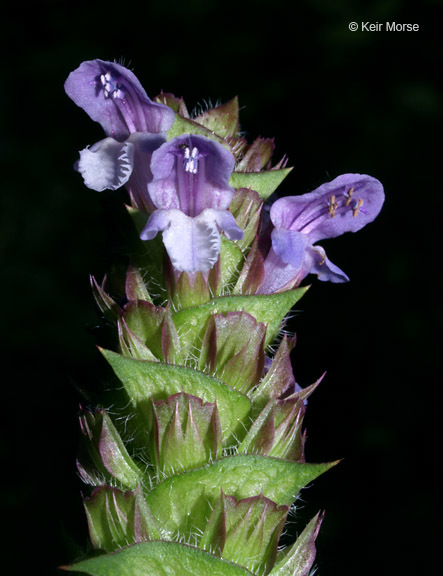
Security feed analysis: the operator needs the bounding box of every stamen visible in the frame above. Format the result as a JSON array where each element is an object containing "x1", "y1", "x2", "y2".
[
  {"x1": 315, "y1": 249, "x2": 326, "y2": 266},
  {"x1": 100, "y1": 71, "x2": 125, "y2": 100},
  {"x1": 112, "y1": 88, "x2": 124, "y2": 99},
  {"x1": 328, "y1": 195, "x2": 338, "y2": 218},
  {"x1": 183, "y1": 146, "x2": 200, "y2": 174},
  {"x1": 345, "y1": 187, "x2": 354, "y2": 207},
  {"x1": 353, "y1": 198, "x2": 364, "y2": 218}
]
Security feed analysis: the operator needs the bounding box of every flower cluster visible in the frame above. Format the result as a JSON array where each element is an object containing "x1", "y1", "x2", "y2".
[{"x1": 65, "y1": 58, "x2": 384, "y2": 285}]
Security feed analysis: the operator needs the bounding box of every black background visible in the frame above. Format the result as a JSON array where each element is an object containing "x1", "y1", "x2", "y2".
[{"x1": 2, "y1": 0, "x2": 441, "y2": 574}]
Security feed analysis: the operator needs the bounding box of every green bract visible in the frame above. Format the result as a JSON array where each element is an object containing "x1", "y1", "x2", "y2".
[
  {"x1": 101, "y1": 349, "x2": 251, "y2": 446},
  {"x1": 65, "y1": 541, "x2": 254, "y2": 576},
  {"x1": 145, "y1": 456, "x2": 337, "y2": 536},
  {"x1": 171, "y1": 288, "x2": 308, "y2": 353},
  {"x1": 229, "y1": 169, "x2": 293, "y2": 201}
]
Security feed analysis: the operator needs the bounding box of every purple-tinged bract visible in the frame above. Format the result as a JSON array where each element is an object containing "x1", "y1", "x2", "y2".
[
  {"x1": 258, "y1": 173, "x2": 384, "y2": 293},
  {"x1": 140, "y1": 134, "x2": 243, "y2": 273}
]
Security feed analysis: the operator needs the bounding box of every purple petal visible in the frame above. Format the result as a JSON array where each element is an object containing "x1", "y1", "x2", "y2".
[
  {"x1": 270, "y1": 174, "x2": 384, "y2": 244},
  {"x1": 77, "y1": 137, "x2": 134, "y2": 191},
  {"x1": 140, "y1": 209, "x2": 173, "y2": 241},
  {"x1": 305, "y1": 245, "x2": 349, "y2": 283},
  {"x1": 125, "y1": 133, "x2": 167, "y2": 213},
  {"x1": 64, "y1": 59, "x2": 174, "y2": 141},
  {"x1": 259, "y1": 231, "x2": 348, "y2": 293},
  {"x1": 256, "y1": 229, "x2": 309, "y2": 293},
  {"x1": 76, "y1": 132, "x2": 166, "y2": 202},
  {"x1": 164, "y1": 210, "x2": 221, "y2": 273},
  {"x1": 147, "y1": 134, "x2": 235, "y2": 217},
  {"x1": 270, "y1": 228, "x2": 310, "y2": 269},
  {"x1": 258, "y1": 247, "x2": 302, "y2": 294},
  {"x1": 212, "y1": 210, "x2": 243, "y2": 241}
]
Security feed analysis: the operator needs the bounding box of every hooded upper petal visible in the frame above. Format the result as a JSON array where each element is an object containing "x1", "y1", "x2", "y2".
[
  {"x1": 147, "y1": 134, "x2": 236, "y2": 216},
  {"x1": 64, "y1": 59, "x2": 174, "y2": 141},
  {"x1": 270, "y1": 174, "x2": 384, "y2": 244}
]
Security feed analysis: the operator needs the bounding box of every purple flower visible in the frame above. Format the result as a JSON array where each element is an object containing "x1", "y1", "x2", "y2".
[
  {"x1": 140, "y1": 134, "x2": 243, "y2": 273},
  {"x1": 65, "y1": 59, "x2": 175, "y2": 211},
  {"x1": 258, "y1": 174, "x2": 384, "y2": 293}
]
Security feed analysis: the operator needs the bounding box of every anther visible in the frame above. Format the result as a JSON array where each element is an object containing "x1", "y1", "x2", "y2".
[
  {"x1": 328, "y1": 195, "x2": 338, "y2": 218},
  {"x1": 100, "y1": 72, "x2": 110, "y2": 86},
  {"x1": 183, "y1": 146, "x2": 200, "y2": 174},
  {"x1": 345, "y1": 187, "x2": 354, "y2": 207},
  {"x1": 353, "y1": 198, "x2": 364, "y2": 218},
  {"x1": 100, "y1": 71, "x2": 125, "y2": 100}
]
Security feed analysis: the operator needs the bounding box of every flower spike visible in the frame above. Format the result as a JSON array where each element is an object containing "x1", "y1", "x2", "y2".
[{"x1": 64, "y1": 68, "x2": 383, "y2": 576}]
